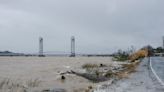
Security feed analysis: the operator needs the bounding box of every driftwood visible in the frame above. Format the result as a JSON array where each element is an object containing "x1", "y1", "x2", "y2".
[{"x1": 70, "y1": 70, "x2": 109, "y2": 83}]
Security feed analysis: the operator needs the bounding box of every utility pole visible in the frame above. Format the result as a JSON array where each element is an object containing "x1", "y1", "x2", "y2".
[
  {"x1": 70, "y1": 36, "x2": 75, "y2": 57},
  {"x1": 163, "y1": 36, "x2": 164, "y2": 49},
  {"x1": 39, "y1": 37, "x2": 44, "y2": 57}
]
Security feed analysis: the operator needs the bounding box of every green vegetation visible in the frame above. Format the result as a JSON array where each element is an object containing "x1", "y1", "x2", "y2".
[{"x1": 112, "y1": 49, "x2": 129, "y2": 61}]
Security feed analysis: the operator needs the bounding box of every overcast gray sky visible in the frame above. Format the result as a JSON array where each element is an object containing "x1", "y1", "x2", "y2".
[{"x1": 0, "y1": 0, "x2": 164, "y2": 54}]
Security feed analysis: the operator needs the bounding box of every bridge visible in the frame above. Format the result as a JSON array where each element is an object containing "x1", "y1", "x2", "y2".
[{"x1": 0, "y1": 51, "x2": 112, "y2": 57}]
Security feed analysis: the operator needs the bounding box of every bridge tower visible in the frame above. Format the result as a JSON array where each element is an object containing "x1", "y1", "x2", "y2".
[
  {"x1": 70, "y1": 36, "x2": 75, "y2": 57},
  {"x1": 39, "y1": 37, "x2": 44, "y2": 57}
]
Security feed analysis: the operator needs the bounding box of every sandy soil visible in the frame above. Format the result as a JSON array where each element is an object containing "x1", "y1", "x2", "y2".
[{"x1": 0, "y1": 56, "x2": 118, "y2": 92}]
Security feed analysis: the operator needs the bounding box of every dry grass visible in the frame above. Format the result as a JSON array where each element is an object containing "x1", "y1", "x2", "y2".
[
  {"x1": 116, "y1": 61, "x2": 140, "y2": 79},
  {"x1": 0, "y1": 78, "x2": 41, "y2": 92},
  {"x1": 26, "y1": 79, "x2": 41, "y2": 88},
  {"x1": 78, "y1": 60, "x2": 141, "y2": 83},
  {"x1": 129, "y1": 49, "x2": 148, "y2": 62},
  {"x1": 73, "y1": 85, "x2": 93, "y2": 92},
  {"x1": 82, "y1": 63, "x2": 99, "y2": 74},
  {"x1": 82, "y1": 63, "x2": 99, "y2": 69}
]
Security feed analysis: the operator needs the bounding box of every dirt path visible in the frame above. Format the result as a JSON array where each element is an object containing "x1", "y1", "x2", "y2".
[{"x1": 94, "y1": 58, "x2": 164, "y2": 92}]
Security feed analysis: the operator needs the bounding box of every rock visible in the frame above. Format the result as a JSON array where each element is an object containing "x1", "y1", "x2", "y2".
[
  {"x1": 100, "y1": 64, "x2": 103, "y2": 67},
  {"x1": 61, "y1": 76, "x2": 66, "y2": 80},
  {"x1": 42, "y1": 89, "x2": 66, "y2": 92},
  {"x1": 42, "y1": 89, "x2": 51, "y2": 92}
]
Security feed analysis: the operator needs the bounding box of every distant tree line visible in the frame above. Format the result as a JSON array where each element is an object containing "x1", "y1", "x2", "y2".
[
  {"x1": 153, "y1": 47, "x2": 164, "y2": 53},
  {"x1": 112, "y1": 45, "x2": 164, "y2": 61},
  {"x1": 0, "y1": 51, "x2": 13, "y2": 54}
]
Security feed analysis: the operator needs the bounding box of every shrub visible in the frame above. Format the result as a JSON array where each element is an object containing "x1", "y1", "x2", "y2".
[
  {"x1": 82, "y1": 63, "x2": 98, "y2": 69},
  {"x1": 112, "y1": 50, "x2": 129, "y2": 61}
]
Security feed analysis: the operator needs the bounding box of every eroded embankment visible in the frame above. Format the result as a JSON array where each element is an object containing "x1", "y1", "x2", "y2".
[
  {"x1": 60, "y1": 60, "x2": 141, "y2": 92},
  {"x1": 94, "y1": 58, "x2": 164, "y2": 92}
]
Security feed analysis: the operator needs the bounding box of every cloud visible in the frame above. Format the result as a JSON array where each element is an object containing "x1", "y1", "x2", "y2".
[{"x1": 0, "y1": 0, "x2": 164, "y2": 54}]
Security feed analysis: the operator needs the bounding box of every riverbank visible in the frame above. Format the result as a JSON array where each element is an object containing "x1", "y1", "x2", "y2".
[{"x1": 94, "y1": 58, "x2": 164, "y2": 92}]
